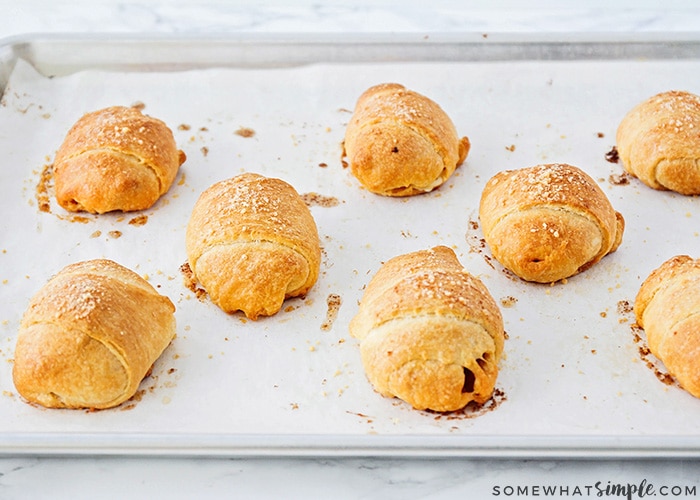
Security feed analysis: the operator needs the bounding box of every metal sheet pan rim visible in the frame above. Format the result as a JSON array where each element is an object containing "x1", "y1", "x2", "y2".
[
  {"x1": 2, "y1": 33, "x2": 700, "y2": 459},
  {"x1": 3, "y1": 31, "x2": 700, "y2": 91},
  {"x1": 1, "y1": 432, "x2": 699, "y2": 459}
]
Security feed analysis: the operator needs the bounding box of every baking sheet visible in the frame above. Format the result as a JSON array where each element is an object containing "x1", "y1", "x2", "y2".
[{"x1": 1, "y1": 35, "x2": 700, "y2": 457}]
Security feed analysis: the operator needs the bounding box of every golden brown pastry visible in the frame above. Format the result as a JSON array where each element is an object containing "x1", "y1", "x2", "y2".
[
  {"x1": 616, "y1": 90, "x2": 700, "y2": 195},
  {"x1": 634, "y1": 255, "x2": 700, "y2": 398},
  {"x1": 349, "y1": 246, "x2": 504, "y2": 412},
  {"x1": 13, "y1": 259, "x2": 176, "y2": 410},
  {"x1": 479, "y1": 163, "x2": 625, "y2": 283},
  {"x1": 343, "y1": 83, "x2": 470, "y2": 196},
  {"x1": 53, "y1": 105, "x2": 186, "y2": 213},
  {"x1": 185, "y1": 173, "x2": 321, "y2": 320}
]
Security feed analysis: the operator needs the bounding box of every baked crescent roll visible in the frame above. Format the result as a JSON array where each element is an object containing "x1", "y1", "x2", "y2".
[
  {"x1": 54, "y1": 105, "x2": 186, "y2": 213},
  {"x1": 343, "y1": 83, "x2": 470, "y2": 196},
  {"x1": 479, "y1": 163, "x2": 625, "y2": 283},
  {"x1": 185, "y1": 173, "x2": 321, "y2": 320},
  {"x1": 616, "y1": 90, "x2": 700, "y2": 195},
  {"x1": 634, "y1": 255, "x2": 700, "y2": 398},
  {"x1": 349, "y1": 246, "x2": 504, "y2": 412},
  {"x1": 13, "y1": 259, "x2": 176, "y2": 410}
]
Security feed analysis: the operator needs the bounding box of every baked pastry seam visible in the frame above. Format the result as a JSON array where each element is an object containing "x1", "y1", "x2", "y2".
[{"x1": 349, "y1": 246, "x2": 504, "y2": 412}]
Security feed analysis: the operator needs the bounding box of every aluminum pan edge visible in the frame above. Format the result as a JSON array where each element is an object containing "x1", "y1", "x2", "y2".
[
  {"x1": 0, "y1": 433, "x2": 698, "y2": 458},
  {"x1": 2, "y1": 31, "x2": 700, "y2": 460},
  {"x1": 1, "y1": 31, "x2": 700, "y2": 94}
]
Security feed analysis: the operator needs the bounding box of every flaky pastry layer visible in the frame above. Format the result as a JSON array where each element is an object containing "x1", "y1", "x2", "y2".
[
  {"x1": 635, "y1": 255, "x2": 700, "y2": 398},
  {"x1": 54, "y1": 106, "x2": 186, "y2": 213},
  {"x1": 616, "y1": 90, "x2": 700, "y2": 195},
  {"x1": 349, "y1": 246, "x2": 504, "y2": 412},
  {"x1": 186, "y1": 173, "x2": 321, "y2": 319},
  {"x1": 479, "y1": 163, "x2": 625, "y2": 283},
  {"x1": 344, "y1": 83, "x2": 470, "y2": 196},
  {"x1": 13, "y1": 259, "x2": 176, "y2": 409}
]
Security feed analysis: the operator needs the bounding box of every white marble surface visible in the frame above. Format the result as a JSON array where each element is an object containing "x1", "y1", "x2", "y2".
[
  {"x1": 2, "y1": 1, "x2": 700, "y2": 498},
  {"x1": 2, "y1": 0, "x2": 700, "y2": 36}
]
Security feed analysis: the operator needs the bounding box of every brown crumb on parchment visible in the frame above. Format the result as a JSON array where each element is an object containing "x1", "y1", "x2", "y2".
[
  {"x1": 36, "y1": 164, "x2": 53, "y2": 213},
  {"x1": 180, "y1": 262, "x2": 207, "y2": 301},
  {"x1": 605, "y1": 145, "x2": 619, "y2": 163},
  {"x1": 617, "y1": 299, "x2": 633, "y2": 316},
  {"x1": 346, "y1": 410, "x2": 374, "y2": 424},
  {"x1": 128, "y1": 214, "x2": 148, "y2": 226},
  {"x1": 340, "y1": 144, "x2": 349, "y2": 169},
  {"x1": 429, "y1": 387, "x2": 507, "y2": 421},
  {"x1": 119, "y1": 389, "x2": 146, "y2": 412},
  {"x1": 300, "y1": 192, "x2": 340, "y2": 208},
  {"x1": 505, "y1": 144, "x2": 516, "y2": 152},
  {"x1": 347, "y1": 389, "x2": 507, "y2": 426},
  {"x1": 235, "y1": 127, "x2": 255, "y2": 138},
  {"x1": 35, "y1": 163, "x2": 95, "y2": 224},
  {"x1": 178, "y1": 124, "x2": 191, "y2": 131},
  {"x1": 630, "y1": 323, "x2": 676, "y2": 387},
  {"x1": 67, "y1": 215, "x2": 92, "y2": 224},
  {"x1": 465, "y1": 219, "x2": 485, "y2": 254},
  {"x1": 321, "y1": 293, "x2": 342, "y2": 331},
  {"x1": 465, "y1": 218, "x2": 497, "y2": 271},
  {"x1": 500, "y1": 296, "x2": 518, "y2": 308},
  {"x1": 618, "y1": 299, "x2": 678, "y2": 388},
  {"x1": 609, "y1": 171, "x2": 632, "y2": 186},
  {"x1": 466, "y1": 224, "x2": 499, "y2": 272}
]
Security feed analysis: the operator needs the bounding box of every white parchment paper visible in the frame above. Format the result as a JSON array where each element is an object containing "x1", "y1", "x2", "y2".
[{"x1": 1, "y1": 55, "x2": 699, "y2": 454}]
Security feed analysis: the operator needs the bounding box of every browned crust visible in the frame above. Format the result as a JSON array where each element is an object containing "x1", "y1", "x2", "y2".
[
  {"x1": 616, "y1": 90, "x2": 700, "y2": 195},
  {"x1": 13, "y1": 259, "x2": 176, "y2": 409},
  {"x1": 349, "y1": 246, "x2": 504, "y2": 412},
  {"x1": 479, "y1": 163, "x2": 625, "y2": 283},
  {"x1": 185, "y1": 173, "x2": 321, "y2": 319},
  {"x1": 54, "y1": 106, "x2": 186, "y2": 213},
  {"x1": 634, "y1": 255, "x2": 700, "y2": 398},
  {"x1": 344, "y1": 83, "x2": 469, "y2": 196}
]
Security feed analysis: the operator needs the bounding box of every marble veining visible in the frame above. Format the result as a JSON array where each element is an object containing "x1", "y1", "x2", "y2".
[
  {"x1": 0, "y1": 456, "x2": 698, "y2": 499},
  {"x1": 2, "y1": 1, "x2": 700, "y2": 38}
]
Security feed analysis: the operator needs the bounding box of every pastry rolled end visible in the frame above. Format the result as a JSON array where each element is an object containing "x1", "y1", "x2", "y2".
[
  {"x1": 635, "y1": 255, "x2": 700, "y2": 398},
  {"x1": 54, "y1": 106, "x2": 186, "y2": 213},
  {"x1": 13, "y1": 259, "x2": 176, "y2": 410},
  {"x1": 185, "y1": 173, "x2": 321, "y2": 320},
  {"x1": 616, "y1": 90, "x2": 700, "y2": 195},
  {"x1": 344, "y1": 83, "x2": 469, "y2": 197},
  {"x1": 349, "y1": 246, "x2": 504, "y2": 412},
  {"x1": 479, "y1": 163, "x2": 625, "y2": 283}
]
